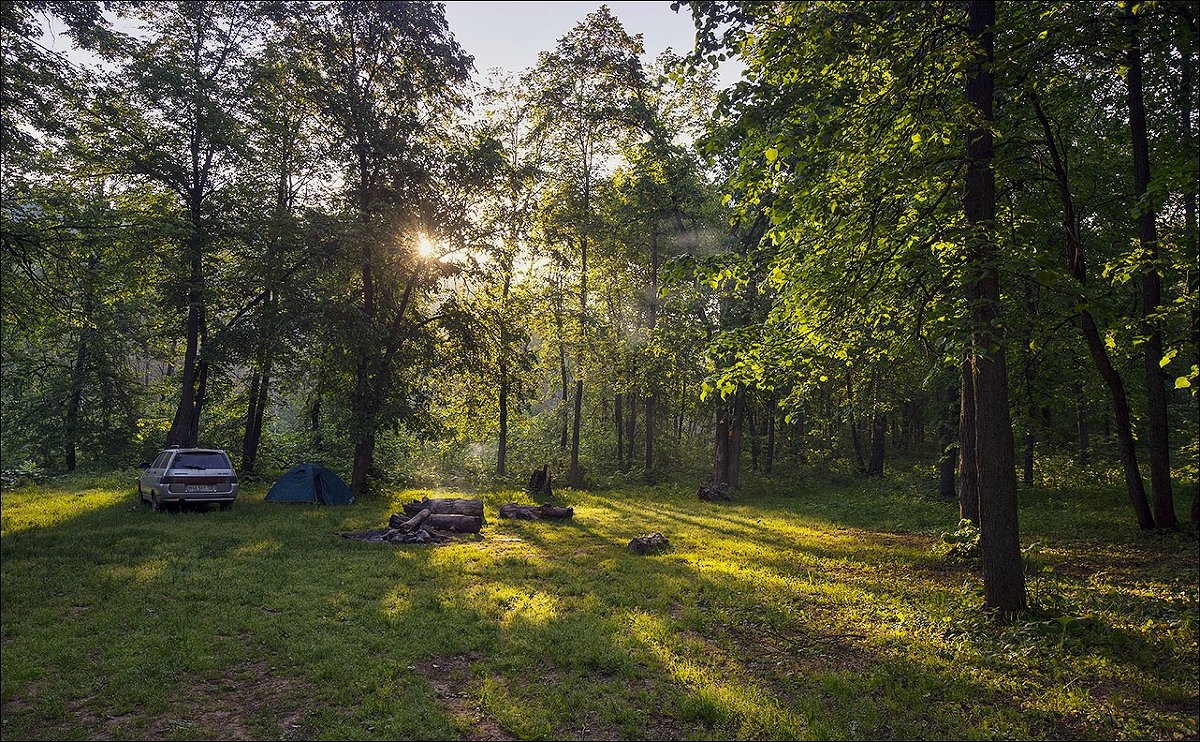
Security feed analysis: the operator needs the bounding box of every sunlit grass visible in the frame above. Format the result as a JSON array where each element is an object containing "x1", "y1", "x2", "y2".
[
  {"x1": 0, "y1": 473, "x2": 129, "y2": 535},
  {"x1": 1, "y1": 464, "x2": 1196, "y2": 740}
]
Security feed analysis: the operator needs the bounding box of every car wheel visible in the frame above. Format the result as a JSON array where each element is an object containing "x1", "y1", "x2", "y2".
[
  {"x1": 137, "y1": 483, "x2": 145, "y2": 504},
  {"x1": 150, "y1": 492, "x2": 162, "y2": 513}
]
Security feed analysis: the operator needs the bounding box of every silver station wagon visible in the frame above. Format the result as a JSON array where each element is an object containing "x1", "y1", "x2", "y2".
[{"x1": 138, "y1": 448, "x2": 239, "y2": 512}]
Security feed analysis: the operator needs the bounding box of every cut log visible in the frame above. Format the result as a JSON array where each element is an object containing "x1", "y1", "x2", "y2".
[
  {"x1": 697, "y1": 482, "x2": 732, "y2": 502},
  {"x1": 423, "y1": 513, "x2": 482, "y2": 533},
  {"x1": 390, "y1": 508, "x2": 431, "y2": 532},
  {"x1": 401, "y1": 497, "x2": 484, "y2": 518},
  {"x1": 629, "y1": 532, "x2": 670, "y2": 555},
  {"x1": 528, "y1": 464, "x2": 553, "y2": 497},
  {"x1": 499, "y1": 503, "x2": 574, "y2": 520}
]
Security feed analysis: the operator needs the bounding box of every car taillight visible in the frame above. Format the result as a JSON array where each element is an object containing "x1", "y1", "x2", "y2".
[{"x1": 229, "y1": 476, "x2": 238, "y2": 484}]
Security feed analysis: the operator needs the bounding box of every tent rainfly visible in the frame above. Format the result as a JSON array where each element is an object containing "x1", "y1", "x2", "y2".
[{"x1": 265, "y1": 463, "x2": 355, "y2": 506}]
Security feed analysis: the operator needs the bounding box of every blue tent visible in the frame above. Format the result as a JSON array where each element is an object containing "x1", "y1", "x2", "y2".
[{"x1": 265, "y1": 463, "x2": 355, "y2": 506}]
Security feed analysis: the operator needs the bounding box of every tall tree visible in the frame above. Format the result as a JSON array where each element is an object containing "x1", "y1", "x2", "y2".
[
  {"x1": 95, "y1": 1, "x2": 265, "y2": 448},
  {"x1": 964, "y1": 0, "x2": 1025, "y2": 616},
  {"x1": 529, "y1": 6, "x2": 646, "y2": 487},
  {"x1": 300, "y1": 0, "x2": 471, "y2": 496},
  {"x1": 1123, "y1": 1, "x2": 1177, "y2": 530}
]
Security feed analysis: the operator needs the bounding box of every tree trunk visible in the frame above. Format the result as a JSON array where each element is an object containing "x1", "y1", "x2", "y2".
[
  {"x1": 626, "y1": 392, "x2": 638, "y2": 467},
  {"x1": 167, "y1": 223, "x2": 205, "y2": 448},
  {"x1": 793, "y1": 407, "x2": 805, "y2": 464},
  {"x1": 615, "y1": 392, "x2": 624, "y2": 470},
  {"x1": 765, "y1": 397, "x2": 776, "y2": 473},
  {"x1": 310, "y1": 393, "x2": 322, "y2": 448},
  {"x1": 64, "y1": 336, "x2": 88, "y2": 472},
  {"x1": 845, "y1": 369, "x2": 864, "y2": 471},
  {"x1": 966, "y1": 0, "x2": 1025, "y2": 616},
  {"x1": 351, "y1": 433, "x2": 375, "y2": 498},
  {"x1": 498, "y1": 367, "x2": 509, "y2": 476},
  {"x1": 748, "y1": 403, "x2": 759, "y2": 471},
  {"x1": 1074, "y1": 382, "x2": 1089, "y2": 467},
  {"x1": 714, "y1": 407, "x2": 730, "y2": 484},
  {"x1": 568, "y1": 378, "x2": 584, "y2": 487},
  {"x1": 1126, "y1": 8, "x2": 1177, "y2": 529},
  {"x1": 866, "y1": 411, "x2": 885, "y2": 476},
  {"x1": 938, "y1": 426, "x2": 957, "y2": 501},
  {"x1": 567, "y1": 214, "x2": 589, "y2": 488},
  {"x1": 555, "y1": 269, "x2": 570, "y2": 451},
  {"x1": 241, "y1": 371, "x2": 261, "y2": 470},
  {"x1": 645, "y1": 394, "x2": 655, "y2": 477},
  {"x1": 1030, "y1": 89, "x2": 1155, "y2": 529},
  {"x1": 189, "y1": 358, "x2": 208, "y2": 446},
  {"x1": 675, "y1": 378, "x2": 685, "y2": 444},
  {"x1": 1021, "y1": 281, "x2": 1036, "y2": 489},
  {"x1": 497, "y1": 260, "x2": 514, "y2": 476},
  {"x1": 728, "y1": 391, "x2": 745, "y2": 488},
  {"x1": 958, "y1": 356, "x2": 980, "y2": 524},
  {"x1": 1022, "y1": 430, "x2": 1035, "y2": 488},
  {"x1": 644, "y1": 228, "x2": 659, "y2": 479},
  {"x1": 350, "y1": 151, "x2": 377, "y2": 498},
  {"x1": 1182, "y1": 31, "x2": 1199, "y2": 524}
]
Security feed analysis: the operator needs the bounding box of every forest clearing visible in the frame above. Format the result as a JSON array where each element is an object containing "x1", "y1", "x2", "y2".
[
  {"x1": 2, "y1": 0, "x2": 1197, "y2": 739},
  {"x1": 1, "y1": 467, "x2": 1196, "y2": 740}
]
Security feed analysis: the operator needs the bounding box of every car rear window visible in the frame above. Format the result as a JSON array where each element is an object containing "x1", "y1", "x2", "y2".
[{"x1": 170, "y1": 452, "x2": 231, "y2": 470}]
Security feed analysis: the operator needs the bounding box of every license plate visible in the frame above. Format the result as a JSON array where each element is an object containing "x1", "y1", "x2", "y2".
[{"x1": 185, "y1": 485, "x2": 218, "y2": 493}]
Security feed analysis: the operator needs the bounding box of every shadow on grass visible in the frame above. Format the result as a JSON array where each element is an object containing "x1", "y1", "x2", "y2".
[{"x1": 2, "y1": 474, "x2": 1196, "y2": 740}]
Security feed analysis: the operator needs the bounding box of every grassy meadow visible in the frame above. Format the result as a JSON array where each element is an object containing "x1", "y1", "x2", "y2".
[{"x1": 1, "y1": 463, "x2": 1197, "y2": 740}]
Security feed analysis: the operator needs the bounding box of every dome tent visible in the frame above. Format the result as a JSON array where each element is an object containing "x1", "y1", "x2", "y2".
[{"x1": 265, "y1": 463, "x2": 354, "y2": 505}]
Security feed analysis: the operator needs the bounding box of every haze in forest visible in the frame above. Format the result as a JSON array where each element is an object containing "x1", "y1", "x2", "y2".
[{"x1": 1, "y1": 2, "x2": 1196, "y2": 740}]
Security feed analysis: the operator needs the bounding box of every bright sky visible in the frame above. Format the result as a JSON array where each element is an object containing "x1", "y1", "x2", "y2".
[{"x1": 443, "y1": 1, "x2": 742, "y2": 87}]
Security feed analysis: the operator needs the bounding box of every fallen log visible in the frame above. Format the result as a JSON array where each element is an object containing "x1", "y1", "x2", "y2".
[
  {"x1": 392, "y1": 508, "x2": 431, "y2": 532},
  {"x1": 629, "y1": 532, "x2": 670, "y2": 555},
  {"x1": 401, "y1": 497, "x2": 484, "y2": 518},
  {"x1": 697, "y1": 482, "x2": 732, "y2": 502},
  {"x1": 390, "y1": 511, "x2": 482, "y2": 533},
  {"x1": 499, "y1": 503, "x2": 574, "y2": 520}
]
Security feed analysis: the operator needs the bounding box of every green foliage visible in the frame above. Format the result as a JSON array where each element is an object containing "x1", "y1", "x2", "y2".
[{"x1": 939, "y1": 518, "x2": 982, "y2": 561}]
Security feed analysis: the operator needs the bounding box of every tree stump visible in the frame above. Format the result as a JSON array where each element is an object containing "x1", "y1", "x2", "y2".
[
  {"x1": 697, "y1": 482, "x2": 732, "y2": 502},
  {"x1": 528, "y1": 464, "x2": 553, "y2": 497},
  {"x1": 499, "y1": 503, "x2": 574, "y2": 520},
  {"x1": 629, "y1": 532, "x2": 670, "y2": 555}
]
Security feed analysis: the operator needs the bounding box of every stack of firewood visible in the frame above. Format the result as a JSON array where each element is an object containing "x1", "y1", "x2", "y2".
[{"x1": 341, "y1": 497, "x2": 483, "y2": 545}]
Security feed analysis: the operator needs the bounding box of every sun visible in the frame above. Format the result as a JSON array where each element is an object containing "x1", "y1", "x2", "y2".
[{"x1": 416, "y1": 234, "x2": 438, "y2": 258}]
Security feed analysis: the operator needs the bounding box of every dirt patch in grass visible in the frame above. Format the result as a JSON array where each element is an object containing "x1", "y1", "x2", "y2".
[
  {"x1": 2, "y1": 661, "x2": 317, "y2": 740},
  {"x1": 147, "y1": 661, "x2": 318, "y2": 740},
  {"x1": 413, "y1": 652, "x2": 517, "y2": 741},
  {"x1": 144, "y1": 660, "x2": 318, "y2": 740}
]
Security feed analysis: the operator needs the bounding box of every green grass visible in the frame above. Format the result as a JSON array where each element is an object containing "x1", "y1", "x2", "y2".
[{"x1": 1, "y1": 463, "x2": 1196, "y2": 740}]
